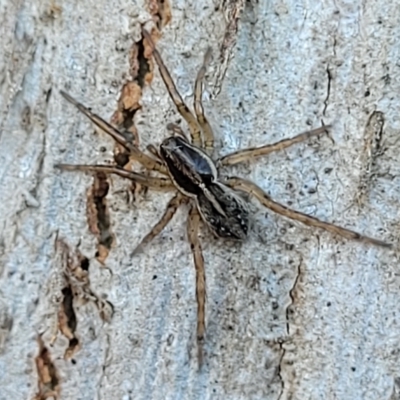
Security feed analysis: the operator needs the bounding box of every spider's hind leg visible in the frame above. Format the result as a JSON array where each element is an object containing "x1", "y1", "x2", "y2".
[
  {"x1": 187, "y1": 204, "x2": 206, "y2": 368},
  {"x1": 218, "y1": 125, "x2": 330, "y2": 166},
  {"x1": 226, "y1": 177, "x2": 392, "y2": 248}
]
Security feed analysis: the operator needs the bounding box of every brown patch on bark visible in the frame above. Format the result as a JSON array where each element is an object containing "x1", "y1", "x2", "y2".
[
  {"x1": 110, "y1": 29, "x2": 161, "y2": 198},
  {"x1": 41, "y1": 0, "x2": 62, "y2": 22},
  {"x1": 112, "y1": 37, "x2": 150, "y2": 177},
  {"x1": 112, "y1": 3, "x2": 169, "y2": 144},
  {"x1": 84, "y1": 8, "x2": 171, "y2": 259},
  {"x1": 111, "y1": 35, "x2": 154, "y2": 148},
  {"x1": 120, "y1": 82, "x2": 142, "y2": 112},
  {"x1": 147, "y1": 0, "x2": 172, "y2": 30},
  {"x1": 33, "y1": 336, "x2": 60, "y2": 400}
]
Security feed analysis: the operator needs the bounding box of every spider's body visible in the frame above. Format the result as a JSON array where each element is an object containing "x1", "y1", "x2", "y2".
[
  {"x1": 160, "y1": 135, "x2": 249, "y2": 240},
  {"x1": 56, "y1": 28, "x2": 391, "y2": 367}
]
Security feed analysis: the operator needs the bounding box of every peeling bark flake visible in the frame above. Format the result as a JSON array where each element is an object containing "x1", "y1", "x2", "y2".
[
  {"x1": 33, "y1": 336, "x2": 60, "y2": 400},
  {"x1": 147, "y1": 0, "x2": 172, "y2": 30}
]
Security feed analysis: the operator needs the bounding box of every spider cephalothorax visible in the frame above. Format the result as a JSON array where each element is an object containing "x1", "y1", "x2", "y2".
[{"x1": 56, "y1": 27, "x2": 391, "y2": 367}]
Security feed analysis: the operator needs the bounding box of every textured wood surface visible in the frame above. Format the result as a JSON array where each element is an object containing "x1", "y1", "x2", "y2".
[{"x1": 0, "y1": 1, "x2": 399, "y2": 399}]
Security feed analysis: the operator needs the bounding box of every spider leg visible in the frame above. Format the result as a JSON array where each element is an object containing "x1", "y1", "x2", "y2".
[
  {"x1": 55, "y1": 164, "x2": 173, "y2": 189},
  {"x1": 142, "y1": 28, "x2": 203, "y2": 147},
  {"x1": 194, "y1": 48, "x2": 215, "y2": 154},
  {"x1": 132, "y1": 192, "x2": 186, "y2": 255},
  {"x1": 146, "y1": 144, "x2": 162, "y2": 159},
  {"x1": 166, "y1": 123, "x2": 190, "y2": 141},
  {"x1": 187, "y1": 204, "x2": 206, "y2": 367},
  {"x1": 218, "y1": 126, "x2": 330, "y2": 167},
  {"x1": 60, "y1": 91, "x2": 167, "y2": 174},
  {"x1": 226, "y1": 177, "x2": 392, "y2": 248}
]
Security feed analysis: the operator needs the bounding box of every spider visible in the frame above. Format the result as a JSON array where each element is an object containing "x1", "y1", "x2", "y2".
[{"x1": 56, "y1": 27, "x2": 391, "y2": 367}]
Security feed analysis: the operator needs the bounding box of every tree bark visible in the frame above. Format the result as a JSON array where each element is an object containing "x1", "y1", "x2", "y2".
[{"x1": 0, "y1": 1, "x2": 399, "y2": 399}]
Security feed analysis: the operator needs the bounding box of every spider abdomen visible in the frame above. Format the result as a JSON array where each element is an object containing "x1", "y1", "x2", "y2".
[{"x1": 196, "y1": 182, "x2": 249, "y2": 240}]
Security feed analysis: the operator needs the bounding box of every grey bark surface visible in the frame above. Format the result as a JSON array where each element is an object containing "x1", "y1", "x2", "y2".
[{"x1": 0, "y1": 1, "x2": 399, "y2": 399}]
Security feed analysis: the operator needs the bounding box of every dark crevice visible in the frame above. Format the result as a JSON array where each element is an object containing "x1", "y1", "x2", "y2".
[
  {"x1": 286, "y1": 258, "x2": 302, "y2": 335},
  {"x1": 89, "y1": 172, "x2": 114, "y2": 257},
  {"x1": 277, "y1": 258, "x2": 303, "y2": 400},
  {"x1": 276, "y1": 339, "x2": 286, "y2": 400},
  {"x1": 60, "y1": 284, "x2": 80, "y2": 359},
  {"x1": 323, "y1": 66, "x2": 331, "y2": 116},
  {"x1": 80, "y1": 256, "x2": 89, "y2": 271},
  {"x1": 45, "y1": 87, "x2": 52, "y2": 103},
  {"x1": 61, "y1": 286, "x2": 77, "y2": 333},
  {"x1": 136, "y1": 39, "x2": 150, "y2": 88},
  {"x1": 94, "y1": 175, "x2": 113, "y2": 249},
  {"x1": 332, "y1": 35, "x2": 337, "y2": 57},
  {"x1": 68, "y1": 337, "x2": 79, "y2": 349}
]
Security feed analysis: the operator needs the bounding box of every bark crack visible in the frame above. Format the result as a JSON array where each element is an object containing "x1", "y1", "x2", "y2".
[
  {"x1": 323, "y1": 66, "x2": 332, "y2": 117},
  {"x1": 356, "y1": 111, "x2": 387, "y2": 208},
  {"x1": 213, "y1": 0, "x2": 245, "y2": 97},
  {"x1": 49, "y1": 239, "x2": 114, "y2": 360},
  {"x1": 96, "y1": 333, "x2": 112, "y2": 400},
  {"x1": 277, "y1": 257, "x2": 303, "y2": 400}
]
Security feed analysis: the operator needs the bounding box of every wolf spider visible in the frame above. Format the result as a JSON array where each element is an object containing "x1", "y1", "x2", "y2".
[{"x1": 56, "y1": 28, "x2": 391, "y2": 367}]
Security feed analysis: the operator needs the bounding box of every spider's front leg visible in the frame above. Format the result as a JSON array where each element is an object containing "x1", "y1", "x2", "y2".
[
  {"x1": 142, "y1": 29, "x2": 203, "y2": 148},
  {"x1": 187, "y1": 204, "x2": 206, "y2": 368},
  {"x1": 194, "y1": 47, "x2": 215, "y2": 154},
  {"x1": 55, "y1": 164, "x2": 173, "y2": 189},
  {"x1": 226, "y1": 177, "x2": 392, "y2": 248},
  {"x1": 60, "y1": 91, "x2": 167, "y2": 175},
  {"x1": 218, "y1": 125, "x2": 330, "y2": 166}
]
